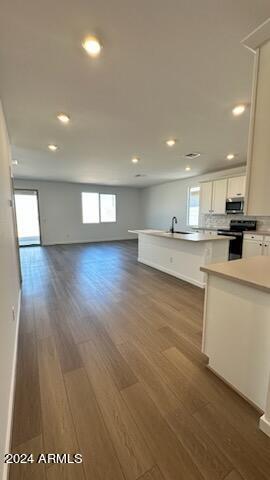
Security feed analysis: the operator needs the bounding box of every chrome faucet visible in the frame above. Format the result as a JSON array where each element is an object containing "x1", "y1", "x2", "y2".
[{"x1": 170, "y1": 216, "x2": 178, "y2": 233}]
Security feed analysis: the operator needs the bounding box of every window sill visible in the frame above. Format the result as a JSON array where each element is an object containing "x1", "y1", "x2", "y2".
[{"x1": 82, "y1": 221, "x2": 117, "y2": 225}]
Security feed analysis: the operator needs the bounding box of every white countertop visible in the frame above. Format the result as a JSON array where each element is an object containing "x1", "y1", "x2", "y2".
[
  {"x1": 129, "y1": 229, "x2": 233, "y2": 242},
  {"x1": 201, "y1": 255, "x2": 270, "y2": 293},
  {"x1": 197, "y1": 227, "x2": 270, "y2": 236},
  {"x1": 192, "y1": 226, "x2": 227, "y2": 231},
  {"x1": 244, "y1": 230, "x2": 270, "y2": 236}
]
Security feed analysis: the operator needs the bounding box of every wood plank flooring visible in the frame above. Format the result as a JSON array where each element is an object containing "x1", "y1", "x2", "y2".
[{"x1": 10, "y1": 240, "x2": 270, "y2": 480}]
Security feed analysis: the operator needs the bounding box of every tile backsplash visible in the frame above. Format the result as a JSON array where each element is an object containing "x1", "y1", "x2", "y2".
[{"x1": 200, "y1": 214, "x2": 270, "y2": 231}]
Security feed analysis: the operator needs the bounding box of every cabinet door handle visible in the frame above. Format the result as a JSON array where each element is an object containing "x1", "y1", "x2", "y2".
[
  {"x1": 260, "y1": 243, "x2": 262, "y2": 246},
  {"x1": 265, "y1": 244, "x2": 268, "y2": 247},
  {"x1": 236, "y1": 193, "x2": 242, "y2": 196}
]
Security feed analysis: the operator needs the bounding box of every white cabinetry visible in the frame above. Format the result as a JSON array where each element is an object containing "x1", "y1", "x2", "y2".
[
  {"x1": 200, "y1": 182, "x2": 213, "y2": 214},
  {"x1": 212, "y1": 179, "x2": 227, "y2": 214},
  {"x1": 200, "y1": 179, "x2": 227, "y2": 215},
  {"x1": 227, "y1": 176, "x2": 246, "y2": 198},
  {"x1": 243, "y1": 38, "x2": 270, "y2": 216},
  {"x1": 243, "y1": 236, "x2": 264, "y2": 258},
  {"x1": 135, "y1": 231, "x2": 231, "y2": 288},
  {"x1": 243, "y1": 234, "x2": 270, "y2": 258},
  {"x1": 203, "y1": 268, "x2": 270, "y2": 413},
  {"x1": 264, "y1": 240, "x2": 270, "y2": 256},
  {"x1": 200, "y1": 175, "x2": 247, "y2": 216}
]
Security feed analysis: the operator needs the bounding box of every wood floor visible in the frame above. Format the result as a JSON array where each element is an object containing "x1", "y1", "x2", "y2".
[{"x1": 10, "y1": 240, "x2": 270, "y2": 480}]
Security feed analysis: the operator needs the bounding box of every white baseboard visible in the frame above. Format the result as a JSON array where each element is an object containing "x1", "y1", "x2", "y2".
[
  {"x1": 43, "y1": 236, "x2": 138, "y2": 246},
  {"x1": 260, "y1": 414, "x2": 270, "y2": 438},
  {"x1": 2, "y1": 289, "x2": 21, "y2": 480},
  {"x1": 138, "y1": 257, "x2": 205, "y2": 288}
]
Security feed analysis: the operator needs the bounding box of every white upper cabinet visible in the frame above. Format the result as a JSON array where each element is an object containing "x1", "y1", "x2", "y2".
[
  {"x1": 200, "y1": 181, "x2": 213, "y2": 214},
  {"x1": 200, "y1": 178, "x2": 228, "y2": 215},
  {"x1": 212, "y1": 179, "x2": 227, "y2": 214},
  {"x1": 227, "y1": 176, "x2": 246, "y2": 199}
]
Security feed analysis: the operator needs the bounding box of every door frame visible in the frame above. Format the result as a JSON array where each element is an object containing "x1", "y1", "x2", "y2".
[
  {"x1": 14, "y1": 188, "x2": 42, "y2": 247},
  {"x1": 9, "y1": 170, "x2": 22, "y2": 283}
]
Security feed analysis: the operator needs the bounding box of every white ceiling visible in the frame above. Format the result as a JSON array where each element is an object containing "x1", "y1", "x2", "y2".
[{"x1": 0, "y1": 1, "x2": 270, "y2": 187}]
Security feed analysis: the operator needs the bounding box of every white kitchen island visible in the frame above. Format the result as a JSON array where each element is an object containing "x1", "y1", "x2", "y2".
[{"x1": 129, "y1": 229, "x2": 232, "y2": 288}]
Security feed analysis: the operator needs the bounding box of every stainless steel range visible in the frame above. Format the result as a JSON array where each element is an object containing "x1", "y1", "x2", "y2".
[{"x1": 218, "y1": 219, "x2": 257, "y2": 260}]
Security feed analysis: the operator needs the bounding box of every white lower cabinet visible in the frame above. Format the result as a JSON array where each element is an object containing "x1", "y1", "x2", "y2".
[
  {"x1": 264, "y1": 240, "x2": 270, "y2": 256},
  {"x1": 203, "y1": 273, "x2": 270, "y2": 411},
  {"x1": 243, "y1": 239, "x2": 263, "y2": 257},
  {"x1": 243, "y1": 235, "x2": 270, "y2": 258}
]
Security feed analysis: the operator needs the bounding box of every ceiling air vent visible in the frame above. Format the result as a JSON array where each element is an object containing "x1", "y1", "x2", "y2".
[{"x1": 185, "y1": 153, "x2": 201, "y2": 159}]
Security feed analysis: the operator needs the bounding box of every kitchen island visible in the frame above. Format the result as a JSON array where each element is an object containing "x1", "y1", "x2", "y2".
[
  {"x1": 201, "y1": 256, "x2": 270, "y2": 437},
  {"x1": 129, "y1": 229, "x2": 232, "y2": 288}
]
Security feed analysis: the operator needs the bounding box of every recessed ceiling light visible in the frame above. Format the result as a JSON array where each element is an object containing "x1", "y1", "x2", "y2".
[
  {"x1": 48, "y1": 144, "x2": 58, "y2": 151},
  {"x1": 185, "y1": 166, "x2": 191, "y2": 171},
  {"x1": 227, "y1": 153, "x2": 235, "y2": 160},
  {"x1": 57, "y1": 113, "x2": 70, "y2": 124},
  {"x1": 166, "y1": 139, "x2": 176, "y2": 147},
  {"x1": 232, "y1": 104, "x2": 246, "y2": 116},
  {"x1": 131, "y1": 157, "x2": 139, "y2": 164},
  {"x1": 82, "y1": 36, "x2": 102, "y2": 57},
  {"x1": 12, "y1": 160, "x2": 18, "y2": 165}
]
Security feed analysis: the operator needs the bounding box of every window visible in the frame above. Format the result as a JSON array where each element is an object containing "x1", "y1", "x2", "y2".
[
  {"x1": 100, "y1": 194, "x2": 116, "y2": 222},
  {"x1": 187, "y1": 186, "x2": 200, "y2": 226},
  {"x1": 82, "y1": 192, "x2": 100, "y2": 223},
  {"x1": 82, "y1": 192, "x2": 116, "y2": 224}
]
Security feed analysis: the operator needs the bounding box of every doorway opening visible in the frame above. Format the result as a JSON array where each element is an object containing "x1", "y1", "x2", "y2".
[{"x1": 14, "y1": 190, "x2": 41, "y2": 246}]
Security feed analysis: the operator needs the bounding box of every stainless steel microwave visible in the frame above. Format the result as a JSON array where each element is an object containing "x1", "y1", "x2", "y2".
[{"x1": 226, "y1": 197, "x2": 244, "y2": 214}]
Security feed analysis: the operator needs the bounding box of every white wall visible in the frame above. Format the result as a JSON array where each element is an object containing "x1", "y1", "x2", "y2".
[
  {"x1": 0, "y1": 102, "x2": 21, "y2": 480},
  {"x1": 141, "y1": 166, "x2": 246, "y2": 230},
  {"x1": 14, "y1": 179, "x2": 142, "y2": 245}
]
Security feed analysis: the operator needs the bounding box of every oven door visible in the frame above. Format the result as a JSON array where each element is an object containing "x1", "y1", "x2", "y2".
[
  {"x1": 226, "y1": 198, "x2": 244, "y2": 214},
  {"x1": 217, "y1": 231, "x2": 243, "y2": 260}
]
